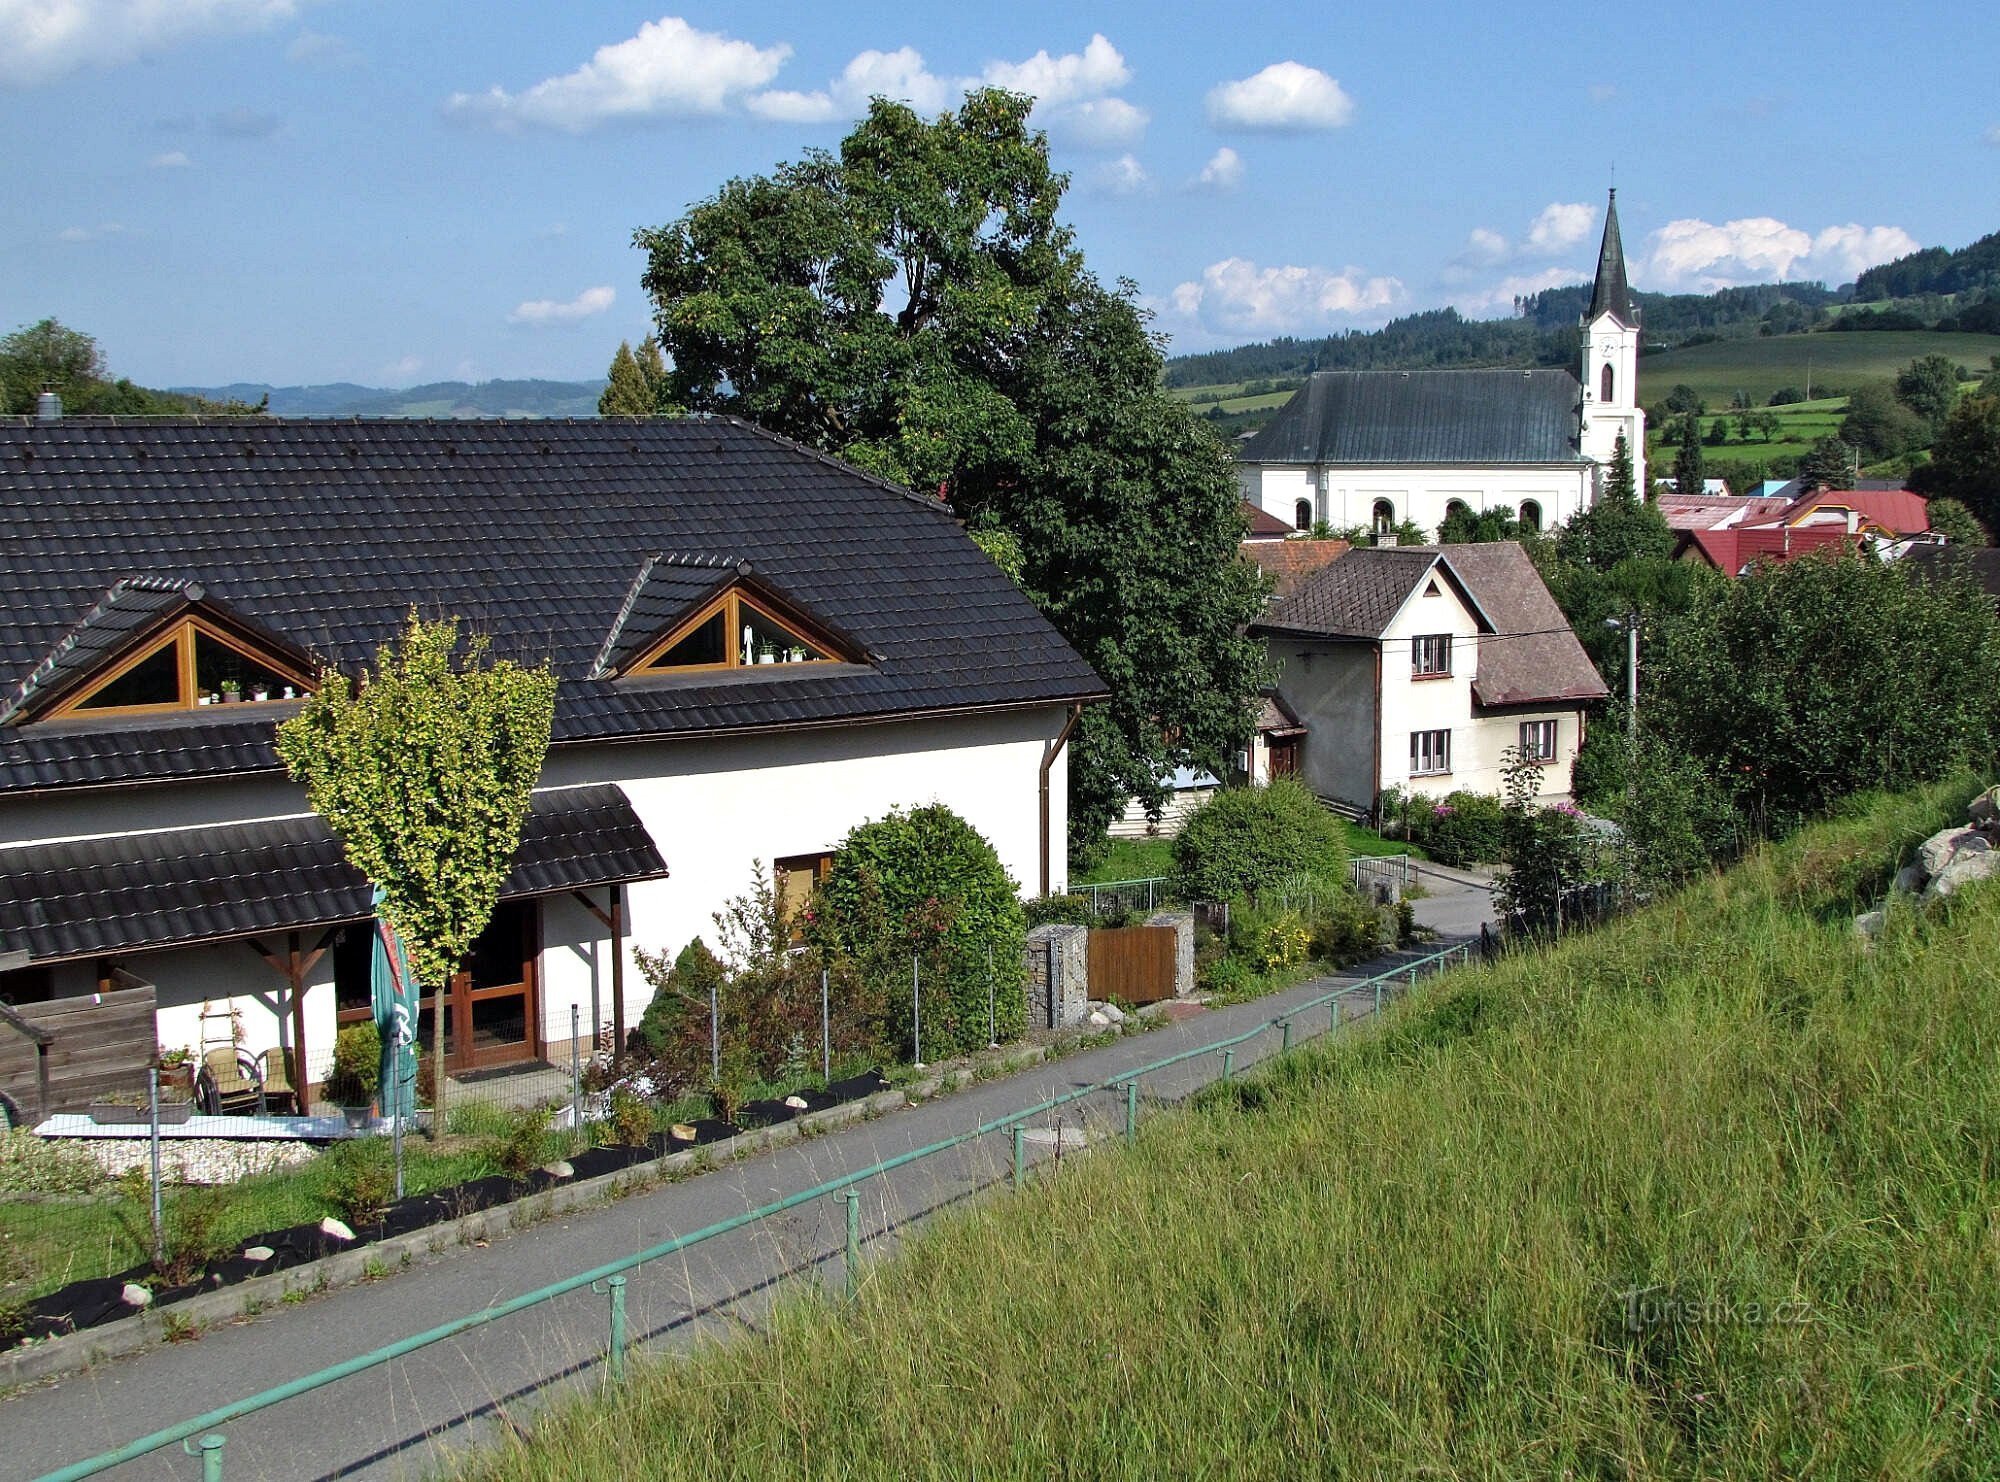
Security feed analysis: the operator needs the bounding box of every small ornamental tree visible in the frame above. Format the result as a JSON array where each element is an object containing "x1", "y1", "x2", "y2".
[
  {"x1": 809, "y1": 805, "x2": 1026, "y2": 1058},
  {"x1": 276, "y1": 613, "x2": 557, "y2": 1119}
]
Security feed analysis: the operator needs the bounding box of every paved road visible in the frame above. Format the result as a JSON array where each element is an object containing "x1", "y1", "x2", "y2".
[{"x1": 12, "y1": 901, "x2": 1481, "y2": 1482}]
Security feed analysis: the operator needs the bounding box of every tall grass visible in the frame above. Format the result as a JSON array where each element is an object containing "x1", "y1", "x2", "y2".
[{"x1": 460, "y1": 776, "x2": 1997, "y2": 1480}]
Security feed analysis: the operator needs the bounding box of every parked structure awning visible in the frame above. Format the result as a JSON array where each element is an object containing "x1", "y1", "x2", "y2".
[{"x1": 0, "y1": 784, "x2": 668, "y2": 965}]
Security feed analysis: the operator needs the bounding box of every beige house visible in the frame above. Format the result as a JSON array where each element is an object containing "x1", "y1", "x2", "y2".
[{"x1": 1249, "y1": 542, "x2": 1606, "y2": 815}]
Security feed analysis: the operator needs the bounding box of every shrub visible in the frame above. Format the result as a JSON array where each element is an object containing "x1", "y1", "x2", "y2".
[
  {"x1": 0, "y1": 1128, "x2": 105, "y2": 1195},
  {"x1": 490, "y1": 1104, "x2": 553, "y2": 1179},
  {"x1": 1173, "y1": 779, "x2": 1349, "y2": 901},
  {"x1": 1023, "y1": 894, "x2": 1095, "y2": 928},
  {"x1": 322, "y1": 1140, "x2": 396, "y2": 1228},
  {"x1": 1419, "y1": 791, "x2": 1506, "y2": 866},
  {"x1": 633, "y1": 938, "x2": 725, "y2": 1060},
  {"x1": 811, "y1": 805, "x2": 1027, "y2": 1058},
  {"x1": 608, "y1": 1088, "x2": 653, "y2": 1148},
  {"x1": 324, "y1": 1022, "x2": 381, "y2": 1108}
]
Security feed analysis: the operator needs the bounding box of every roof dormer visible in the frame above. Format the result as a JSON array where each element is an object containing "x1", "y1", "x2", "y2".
[{"x1": 593, "y1": 554, "x2": 864, "y2": 680}]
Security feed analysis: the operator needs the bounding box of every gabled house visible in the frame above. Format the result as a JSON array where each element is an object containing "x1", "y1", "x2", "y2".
[
  {"x1": 0, "y1": 416, "x2": 1104, "y2": 1116},
  {"x1": 1249, "y1": 542, "x2": 1606, "y2": 814}
]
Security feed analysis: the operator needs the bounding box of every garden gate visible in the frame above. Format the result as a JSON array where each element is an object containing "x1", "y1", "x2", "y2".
[{"x1": 1085, "y1": 925, "x2": 1178, "y2": 1006}]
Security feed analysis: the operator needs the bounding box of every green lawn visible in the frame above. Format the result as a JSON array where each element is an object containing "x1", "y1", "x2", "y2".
[
  {"x1": 1640, "y1": 330, "x2": 2000, "y2": 408},
  {"x1": 460, "y1": 775, "x2": 1998, "y2": 1480}
]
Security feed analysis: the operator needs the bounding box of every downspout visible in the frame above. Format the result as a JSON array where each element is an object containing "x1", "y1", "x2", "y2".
[{"x1": 1039, "y1": 704, "x2": 1084, "y2": 897}]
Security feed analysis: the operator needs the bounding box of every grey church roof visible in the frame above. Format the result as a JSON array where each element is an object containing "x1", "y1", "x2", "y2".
[
  {"x1": 0, "y1": 417, "x2": 1107, "y2": 796},
  {"x1": 1237, "y1": 369, "x2": 1585, "y2": 467},
  {"x1": 1586, "y1": 188, "x2": 1637, "y2": 329}
]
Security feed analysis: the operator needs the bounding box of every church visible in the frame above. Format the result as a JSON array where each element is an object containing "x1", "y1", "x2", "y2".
[{"x1": 1239, "y1": 190, "x2": 1647, "y2": 540}]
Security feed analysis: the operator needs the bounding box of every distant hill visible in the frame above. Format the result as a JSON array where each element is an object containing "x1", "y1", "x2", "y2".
[
  {"x1": 170, "y1": 378, "x2": 607, "y2": 418},
  {"x1": 1854, "y1": 231, "x2": 2000, "y2": 303}
]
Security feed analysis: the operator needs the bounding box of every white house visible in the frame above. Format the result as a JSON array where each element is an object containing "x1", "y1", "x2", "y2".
[
  {"x1": 1249, "y1": 543, "x2": 1608, "y2": 814},
  {"x1": 0, "y1": 416, "x2": 1104, "y2": 1119},
  {"x1": 1239, "y1": 190, "x2": 1646, "y2": 540}
]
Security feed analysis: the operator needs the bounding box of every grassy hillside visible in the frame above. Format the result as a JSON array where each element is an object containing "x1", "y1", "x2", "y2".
[
  {"x1": 1639, "y1": 330, "x2": 2000, "y2": 407},
  {"x1": 464, "y1": 777, "x2": 1999, "y2": 1480}
]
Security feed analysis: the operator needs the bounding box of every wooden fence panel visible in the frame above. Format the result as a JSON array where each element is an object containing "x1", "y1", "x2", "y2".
[
  {"x1": 0, "y1": 984, "x2": 157, "y2": 1118},
  {"x1": 1086, "y1": 926, "x2": 1178, "y2": 1006}
]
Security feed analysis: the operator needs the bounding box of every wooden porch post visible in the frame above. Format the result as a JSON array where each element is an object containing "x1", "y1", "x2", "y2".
[
  {"x1": 287, "y1": 930, "x2": 311, "y2": 1108},
  {"x1": 610, "y1": 883, "x2": 626, "y2": 1056}
]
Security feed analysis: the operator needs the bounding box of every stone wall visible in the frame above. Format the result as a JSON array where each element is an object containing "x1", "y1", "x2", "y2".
[
  {"x1": 1146, "y1": 911, "x2": 1196, "y2": 998},
  {"x1": 1024, "y1": 923, "x2": 1088, "y2": 1030}
]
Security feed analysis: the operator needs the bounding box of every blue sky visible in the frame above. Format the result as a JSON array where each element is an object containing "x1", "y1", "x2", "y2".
[{"x1": 4, "y1": 1, "x2": 1995, "y2": 388}]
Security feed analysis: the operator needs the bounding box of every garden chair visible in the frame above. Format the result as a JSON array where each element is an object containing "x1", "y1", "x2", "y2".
[
  {"x1": 255, "y1": 1047, "x2": 299, "y2": 1115},
  {"x1": 201, "y1": 1047, "x2": 261, "y2": 1115}
]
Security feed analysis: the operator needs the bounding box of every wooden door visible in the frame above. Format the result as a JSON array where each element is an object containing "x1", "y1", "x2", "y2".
[
  {"x1": 1086, "y1": 926, "x2": 1178, "y2": 1006},
  {"x1": 1268, "y1": 735, "x2": 1301, "y2": 780},
  {"x1": 449, "y1": 899, "x2": 541, "y2": 1071}
]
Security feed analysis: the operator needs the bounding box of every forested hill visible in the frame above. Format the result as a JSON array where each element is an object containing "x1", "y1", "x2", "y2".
[
  {"x1": 1854, "y1": 231, "x2": 2000, "y2": 301},
  {"x1": 171, "y1": 379, "x2": 605, "y2": 418},
  {"x1": 1163, "y1": 282, "x2": 1843, "y2": 389}
]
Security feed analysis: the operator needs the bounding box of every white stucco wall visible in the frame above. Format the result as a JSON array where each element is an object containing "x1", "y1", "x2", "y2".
[
  {"x1": 1248, "y1": 464, "x2": 1594, "y2": 542},
  {"x1": 1378, "y1": 571, "x2": 1484, "y2": 795}
]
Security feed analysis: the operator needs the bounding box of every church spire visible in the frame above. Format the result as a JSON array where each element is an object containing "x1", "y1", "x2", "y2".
[{"x1": 1587, "y1": 187, "x2": 1636, "y2": 328}]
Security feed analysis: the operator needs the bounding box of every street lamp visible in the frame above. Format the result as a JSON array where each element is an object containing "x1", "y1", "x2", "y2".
[{"x1": 1603, "y1": 614, "x2": 1639, "y2": 744}]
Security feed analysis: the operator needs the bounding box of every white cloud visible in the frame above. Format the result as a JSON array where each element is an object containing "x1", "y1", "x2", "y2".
[
  {"x1": 1050, "y1": 96, "x2": 1147, "y2": 149},
  {"x1": 980, "y1": 33, "x2": 1128, "y2": 107},
  {"x1": 56, "y1": 222, "x2": 129, "y2": 243},
  {"x1": 1092, "y1": 154, "x2": 1150, "y2": 195},
  {"x1": 1461, "y1": 226, "x2": 1509, "y2": 264},
  {"x1": 0, "y1": 0, "x2": 297, "y2": 86},
  {"x1": 1526, "y1": 201, "x2": 1596, "y2": 254},
  {"x1": 1192, "y1": 146, "x2": 1244, "y2": 191},
  {"x1": 1206, "y1": 62, "x2": 1353, "y2": 131},
  {"x1": 1588, "y1": 83, "x2": 1617, "y2": 104},
  {"x1": 149, "y1": 149, "x2": 191, "y2": 168},
  {"x1": 1450, "y1": 266, "x2": 1587, "y2": 317},
  {"x1": 747, "y1": 45, "x2": 949, "y2": 123},
  {"x1": 1642, "y1": 215, "x2": 1919, "y2": 289},
  {"x1": 379, "y1": 354, "x2": 423, "y2": 383},
  {"x1": 508, "y1": 285, "x2": 616, "y2": 326},
  {"x1": 1168, "y1": 257, "x2": 1401, "y2": 336},
  {"x1": 447, "y1": 16, "x2": 790, "y2": 132}
]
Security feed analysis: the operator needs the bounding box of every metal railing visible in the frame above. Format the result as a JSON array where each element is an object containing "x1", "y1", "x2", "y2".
[
  {"x1": 43, "y1": 939, "x2": 1475, "y2": 1482},
  {"x1": 1349, "y1": 853, "x2": 1417, "y2": 899},
  {"x1": 1082, "y1": 876, "x2": 1170, "y2": 918}
]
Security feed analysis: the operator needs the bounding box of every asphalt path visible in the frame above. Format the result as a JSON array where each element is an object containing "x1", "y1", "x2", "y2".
[{"x1": 12, "y1": 898, "x2": 1480, "y2": 1482}]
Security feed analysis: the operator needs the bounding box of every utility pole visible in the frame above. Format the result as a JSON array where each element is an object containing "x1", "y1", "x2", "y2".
[{"x1": 1606, "y1": 615, "x2": 1639, "y2": 744}]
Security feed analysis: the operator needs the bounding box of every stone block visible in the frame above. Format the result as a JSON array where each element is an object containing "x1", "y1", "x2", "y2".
[
  {"x1": 1145, "y1": 910, "x2": 1196, "y2": 997},
  {"x1": 1025, "y1": 923, "x2": 1088, "y2": 1029}
]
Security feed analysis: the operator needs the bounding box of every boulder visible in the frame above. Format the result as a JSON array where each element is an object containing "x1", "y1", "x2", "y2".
[
  {"x1": 243, "y1": 1245, "x2": 275, "y2": 1263},
  {"x1": 1852, "y1": 909, "x2": 1885, "y2": 938},
  {"x1": 1919, "y1": 827, "x2": 1991, "y2": 878},
  {"x1": 319, "y1": 1217, "x2": 355, "y2": 1242},
  {"x1": 121, "y1": 1282, "x2": 154, "y2": 1309},
  {"x1": 541, "y1": 1161, "x2": 574, "y2": 1180},
  {"x1": 1926, "y1": 851, "x2": 2000, "y2": 901},
  {"x1": 1893, "y1": 864, "x2": 1927, "y2": 896},
  {"x1": 1969, "y1": 787, "x2": 2000, "y2": 827},
  {"x1": 1086, "y1": 1010, "x2": 1110, "y2": 1028},
  {"x1": 783, "y1": 1094, "x2": 809, "y2": 1111},
  {"x1": 669, "y1": 1122, "x2": 697, "y2": 1143}
]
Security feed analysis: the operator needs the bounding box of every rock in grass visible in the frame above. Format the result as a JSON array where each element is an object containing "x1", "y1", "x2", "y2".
[
  {"x1": 1919, "y1": 827, "x2": 1990, "y2": 877},
  {"x1": 122, "y1": 1282, "x2": 153, "y2": 1308},
  {"x1": 1969, "y1": 787, "x2": 2000, "y2": 827},
  {"x1": 1926, "y1": 851, "x2": 2000, "y2": 900},
  {"x1": 783, "y1": 1095, "x2": 809, "y2": 1111},
  {"x1": 1893, "y1": 864, "x2": 1926, "y2": 895},
  {"x1": 319, "y1": 1217, "x2": 355, "y2": 1242},
  {"x1": 243, "y1": 1245, "x2": 275, "y2": 1263},
  {"x1": 541, "y1": 1161, "x2": 573, "y2": 1180},
  {"x1": 669, "y1": 1122, "x2": 697, "y2": 1143},
  {"x1": 1853, "y1": 909, "x2": 1885, "y2": 938}
]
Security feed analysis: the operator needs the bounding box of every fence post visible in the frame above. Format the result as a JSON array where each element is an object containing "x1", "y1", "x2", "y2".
[
  {"x1": 708, "y1": 973, "x2": 720, "y2": 1082},
  {"x1": 1125, "y1": 1080, "x2": 1138, "y2": 1142},
  {"x1": 595, "y1": 1274, "x2": 628, "y2": 1381},
  {"x1": 987, "y1": 945, "x2": 997, "y2": 1049},
  {"x1": 1373, "y1": 977, "x2": 1383, "y2": 1015},
  {"x1": 911, "y1": 953, "x2": 923, "y2": 1069},
  {"x1": 1221, "y1": 1048, "x2": 1234, "y2": 1083},
  {"x1": 1013, "y1": 1125, "x2": 1026, "y2": 1189},
  {"x1": 570, "y1": 1004, "x2": 583, "y2": 1151},
  {"x1": 843, "y1": 1189, "x2": 861, "y2": 1300},
  {"x1": 148, "y1": 1067, "x2": 164, "y2": 1268},
  {"x1": 821, "y1": 968, "x2": 831, "y2": 1083},
  {"x1": 183, "y1": 1434, "x2": 226, "y2": 1482}
]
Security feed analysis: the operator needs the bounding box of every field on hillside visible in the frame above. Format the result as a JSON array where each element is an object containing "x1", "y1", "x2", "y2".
[
  {"x1": 1641, "y1": 329, "x2": 2000, "y2": 406},
  {"x1": 1647, "y1": 396, "x2": 1849, "y2": 481},
  {"x1": 464, "y1": 777, "x2": 2000, "y2": 1481}
]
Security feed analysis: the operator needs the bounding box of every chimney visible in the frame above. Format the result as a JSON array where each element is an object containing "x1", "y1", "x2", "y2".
[{"x1": 35, "y1": 387, "x2": 61, "y2": 422}]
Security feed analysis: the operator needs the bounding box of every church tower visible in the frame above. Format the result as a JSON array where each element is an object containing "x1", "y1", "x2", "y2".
[{"x1": 1579, "y1": 188, "x2": 1647, "y2": 497}]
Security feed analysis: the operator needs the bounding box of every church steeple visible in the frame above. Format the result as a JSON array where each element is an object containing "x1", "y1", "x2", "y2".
[{"x1": 1586, "y1": 188, "x2": 1636, "y2": 329}]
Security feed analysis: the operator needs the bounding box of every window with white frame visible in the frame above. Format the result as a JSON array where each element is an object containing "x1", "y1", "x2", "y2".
[
  {"x1": 1410, "y1": 728, "x2": 1451, "y2": 776},
  {"x1": 1411, "y1": 634, "x2": 1452, "y2": 677},
  {"x1": 1520, "y1": 719, "x2": 1558, "y2": 763}
]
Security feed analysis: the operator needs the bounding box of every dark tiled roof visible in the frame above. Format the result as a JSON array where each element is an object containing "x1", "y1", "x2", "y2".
[
  {"x1": 1430, "y1": 542, "x2": 1609, "y2": 707},
  {"x1": 1238, "y1": 369, "x2": 1585, "y2": 466},
  {"x1": 590, "y1": 553, "x2": 743, "y2": 677},
  {"x1": 1254, "y1": 546, "x2": 1493, "y2": 640},
  {"x1": 1241, "y1": 538, "x2": 1351, "y2": 599},
  {"x1": 0, "y1": 576, "x2": 194, "y2": 723},
  {"x1": 0, "y1": 418, "x2": 1106, "y2": 794},
  {"x1": 1587, "y1": 189, "x2": 1637, "y2": 328},
  {"x1": 0, "y1": 784, "x2": 667, "y2": 964}
]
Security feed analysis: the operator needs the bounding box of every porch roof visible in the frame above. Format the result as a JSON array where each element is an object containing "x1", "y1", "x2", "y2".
[{"x1": 0, "y1": 784, "x2": 667, "y2": 965}]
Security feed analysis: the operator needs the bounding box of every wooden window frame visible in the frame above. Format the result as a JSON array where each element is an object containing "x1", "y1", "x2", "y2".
[
  {"x1": 1410, "y1": 728, "x2": 1451, "y2": 777},
  {"x1": 775, "y1": 850, "x2": 837, "y2": 942},
  {"x1": 1519, "y1": 719, "x2": 1558, "y2": 764},
  {"x1": 45, "y1": 614, "x2": 317, "y2": 720},
  {"x1": 625, "y1": 586, "x2": 853, "y2": 677},
  {"x1": 1411, "y1": 633, "x2": 1453, "y2": 679}
]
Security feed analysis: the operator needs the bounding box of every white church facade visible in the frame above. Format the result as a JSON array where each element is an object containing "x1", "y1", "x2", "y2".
[{"x1": 1240, "y1": 190, "x2": 1647, "y2": 540}]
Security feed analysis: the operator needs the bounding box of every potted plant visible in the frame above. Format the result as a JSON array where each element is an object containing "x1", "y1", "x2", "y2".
[
  {"x1": 219, "y1": 680, "x2": 241, "y2": 704},
  {"x1": 248, "y1": 682, "x2": 270, "y2": 702},
  {"x1": 155, "y1": 1044, "x2": 196, "y2": 1096},
  {"x1": 89, "y1": 1086, "x2": 194, "y2": 1125},
  {"x1": 324, "y1": 1022, "x2": 382, "y2": 1131}
]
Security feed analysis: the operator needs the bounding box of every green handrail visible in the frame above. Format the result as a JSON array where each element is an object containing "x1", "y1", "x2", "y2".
[{"x1": 41, "y1": 940, "x2": 1470, "y2": 1482}]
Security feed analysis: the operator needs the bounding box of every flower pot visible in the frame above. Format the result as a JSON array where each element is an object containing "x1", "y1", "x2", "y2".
[
  {"x1": 249, "y1": 686, "x2": 270, "y2": 702},
  {"x1": 341, "y1": 1104, "x2": 374, "y2": 1132}
]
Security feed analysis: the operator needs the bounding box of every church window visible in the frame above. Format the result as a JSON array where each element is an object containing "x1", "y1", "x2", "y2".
[
  {"x1": 1519, "y1": 501, "x2": 1543, "y2": 532},
  {"x1": 1293, "y1": 498, "x2": 1312, "y2": 531},
  {"x1": 1600, "y1": 364, "x2": 1615, "y2": 403},
  {"x1": 1371, "y1": 500, "x2": 1395, "y2": 534}
]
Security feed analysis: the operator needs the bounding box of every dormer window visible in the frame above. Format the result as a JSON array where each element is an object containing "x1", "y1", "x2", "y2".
[
  {"x1": 628, "y1": 587, "x2": 844, "y2": 674},
  {"x1": 49, "y1": 615, "x2": 315, "y2": 718}
]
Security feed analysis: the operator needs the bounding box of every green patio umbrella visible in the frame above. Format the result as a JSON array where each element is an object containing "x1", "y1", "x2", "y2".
[{"x1": 370, "y1": 889, "x2": 419, "y2": 1121}]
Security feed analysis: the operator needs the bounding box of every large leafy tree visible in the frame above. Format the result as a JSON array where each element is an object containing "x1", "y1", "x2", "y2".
[
  {"x1": 1893, "y1": 352, "x2": 1962, "y2": 431},
  {"x1": 1554, "y1": 434, "x2": 1672, "y2": 573},
  {"x1": 1913, "y1": 393, "x2": 2000, "y2": 532},
  {"x1": 1672, "y1": 411, "x2": 1706, "y2": 495},
  {"x1": 634, "y1": 90, "x2": 1269, "y2": 849},
  {"x1": 277, "y1": 614, "x2": 558, "y2": 1114}
]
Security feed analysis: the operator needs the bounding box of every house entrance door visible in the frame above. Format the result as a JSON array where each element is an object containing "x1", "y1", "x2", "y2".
[
  {"x1": 420, "y1": 899, "x2": 541, "y2": 1074},
  {"x1": 1268, "y1": 735, "x2": 1301, "y2": 780}
]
